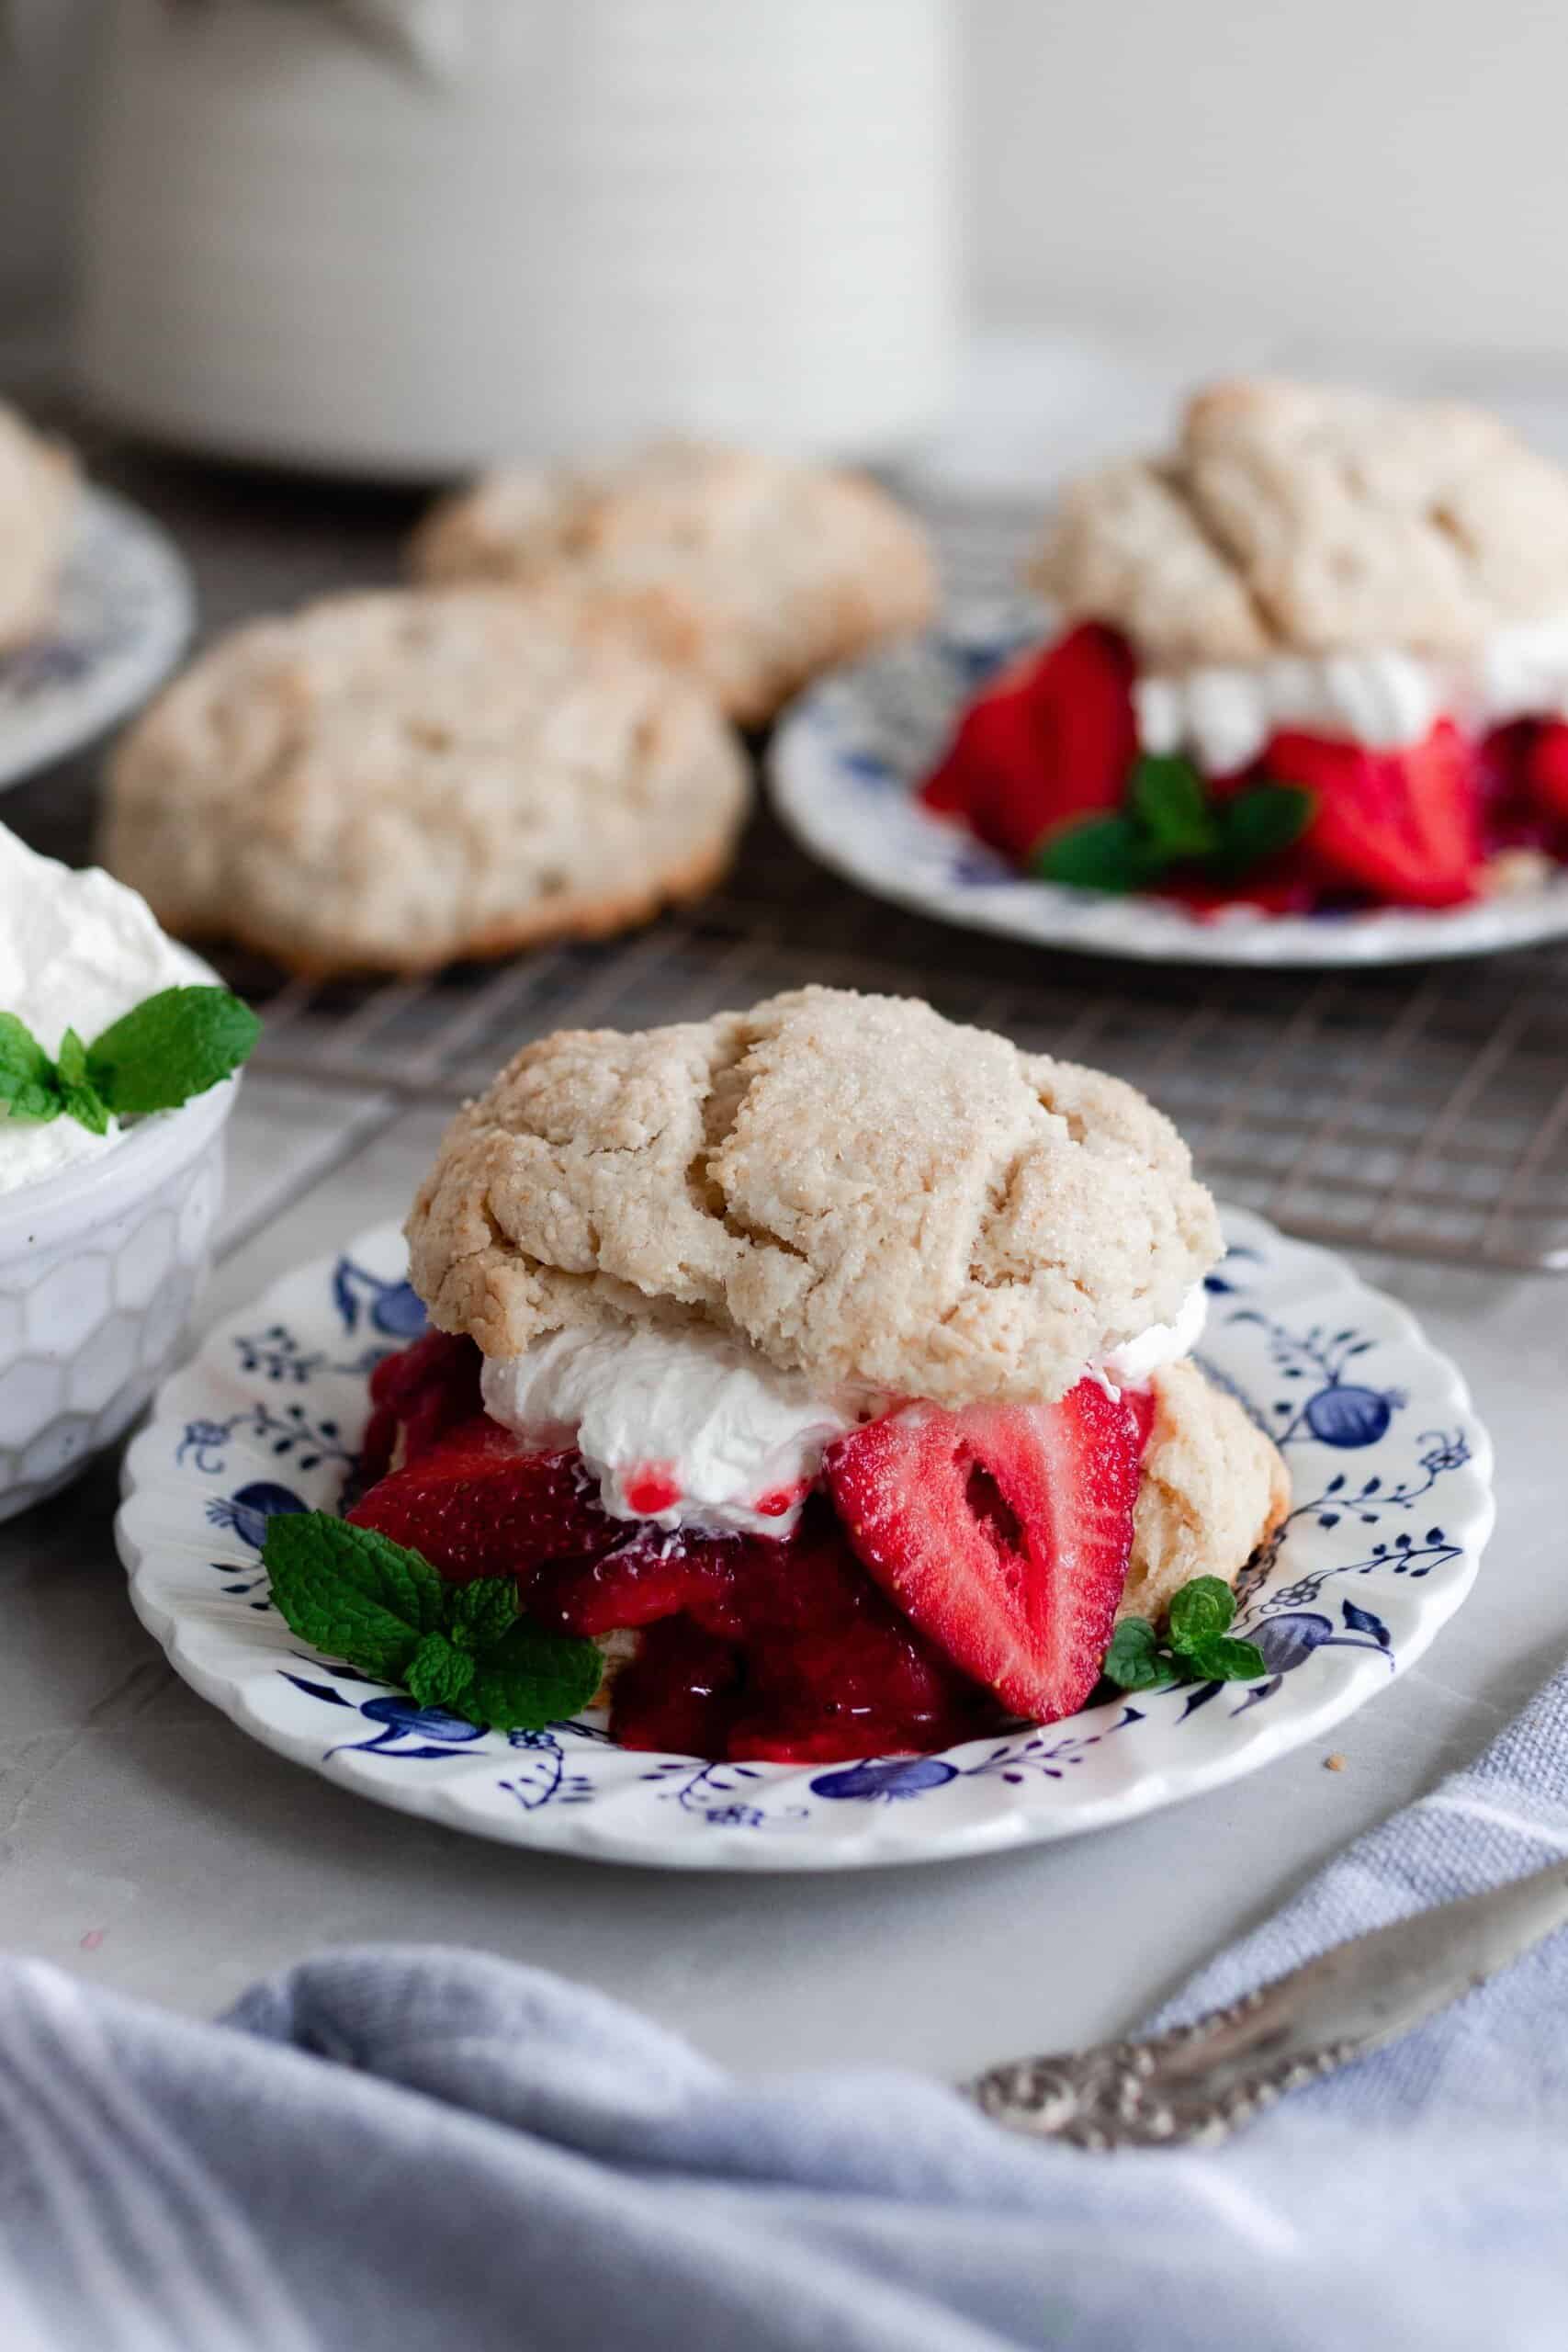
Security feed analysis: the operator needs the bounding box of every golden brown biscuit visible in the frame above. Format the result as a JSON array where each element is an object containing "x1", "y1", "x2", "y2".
[
  {"x1": 101, "y1": 587, "x2": 750, "y2": 978},
  {"x1": 1033, "y1": 378, "x2": 1568, "y2": 665},
  {"x1": 406, "y1": 985, "x2": 1223, "y2": 1407},
  {"x1": 1122, "y1": 1358, "x2": 1292, "y2": 1622},
  {"x1": 411, "y1": 441, "x2": 937, "y2": 724}
]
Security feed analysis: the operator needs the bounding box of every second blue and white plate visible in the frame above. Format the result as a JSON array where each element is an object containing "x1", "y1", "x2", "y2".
[
  {"x1": 769, "y1": 611, "x2": 1568, "y2": 967},
  {"x1": 117, "y1": 1208, "x2": 1492, "y2": 1871}
]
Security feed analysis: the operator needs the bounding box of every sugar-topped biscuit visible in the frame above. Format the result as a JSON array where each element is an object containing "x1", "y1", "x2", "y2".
[
  {"x1": 1033, "y1": 378, "x2": 1568, "y2": 666},
  {"x1": 101, "y1": 587, "x2": 750, "y2": 978},
  {"x1": 406, "y1": 985, "x2": 1223, "y2": 1407},
  {"x1": 0, "y1": 402, "x2": 76, "y2": 651},
  {"x1": 410, "y1": 441, "x2": 937, "y2": 724}
]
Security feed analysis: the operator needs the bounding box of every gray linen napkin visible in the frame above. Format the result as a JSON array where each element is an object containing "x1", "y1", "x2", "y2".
[{"x1": 4, "y1": 1666, "x2": 1568, "y2": 2350}]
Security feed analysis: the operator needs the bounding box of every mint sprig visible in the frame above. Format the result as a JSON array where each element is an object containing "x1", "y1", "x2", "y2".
[
  {"x1": 1101, "y1": 1575, "x2": 1267, "y2": 1691},
  {"x1": 0, "y1": 986, "x2": 260, "y2": 1134},
  {"x1": 261, "y1": 1510, "x2": 604, "y2": 1734},
  {"x1": 0, "y1": 1012, "x2": 62, "y2": 1124},
  {"x1": 1035, "y1": 754, "x2": 1315, "y2": 896}
]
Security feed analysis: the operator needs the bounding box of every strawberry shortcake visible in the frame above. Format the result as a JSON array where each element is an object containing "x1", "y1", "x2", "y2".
[
  {"x1": 346, "y1": 988, "x2": 1288, "y2": 1763},
  {"x1": 924, "y1": 379, "x2": 1568, "y2": 912}
]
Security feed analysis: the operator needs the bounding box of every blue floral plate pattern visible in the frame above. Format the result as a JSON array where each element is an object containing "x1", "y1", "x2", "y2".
[
  {"x1": 768, "y1": 609, "x2": 1568, "y2": 967},
  {"x1": 0, "y1": 485, "x2": 194, "y2": 792},
  {"x1": 116, "y1": 1210, "x2": 1494, "y2": 1871}
]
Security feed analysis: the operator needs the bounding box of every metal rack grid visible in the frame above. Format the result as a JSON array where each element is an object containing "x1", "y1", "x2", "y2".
[
  {"x1": 227, "y1": 796, "x2": 1568, "y2": 1276},
  {"x1": 17, "y1": 444, "x2": 1557, "y2": 1281}
]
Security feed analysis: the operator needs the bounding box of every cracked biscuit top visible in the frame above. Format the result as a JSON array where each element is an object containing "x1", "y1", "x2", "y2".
[
  {"x1": 406, "y1": 986, "x2": 1222, "y2": 1406},
  {"x1": 1032, "y1": 378, "x2": 1568, "y2": 667},
  {"x1": 409, "y1": 440, "x2": 938, "y2": 725},
  {"x1": 100, "y1": 587, "x2": 749, "y2": 978}
]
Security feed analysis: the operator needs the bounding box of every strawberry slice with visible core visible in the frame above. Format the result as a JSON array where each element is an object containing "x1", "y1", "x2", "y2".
[
  {"x1": 920, "y1": 623, "x2": 1137, "y2": 862},
  {"x1": 824, "y1": 1380, "x2": 1143, "y2": 1722},
  {"x1": 1264, "y1": 718, "x2": 1479, "y2": 908},
  {"x1": 347, "y1": 1415, "x2": 616, "y2": 1585}
]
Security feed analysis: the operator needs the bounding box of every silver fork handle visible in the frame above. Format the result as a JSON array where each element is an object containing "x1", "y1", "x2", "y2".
[{"x1": 965, "y1": 1860, "x2": 1568, "y2": 2149}]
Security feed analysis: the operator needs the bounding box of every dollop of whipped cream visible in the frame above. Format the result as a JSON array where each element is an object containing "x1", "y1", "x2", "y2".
[
  {"x1": 1096, "y1": 1279, "x2": 1208, "y2": 1394},
  {"x1": 480, "y1": 1321, "x2": 869, "y2": 1539},
  {"x1": 0, "y1": 823, "x2": 199, "y2": 1197},
  {"x1": 481, "y1": 1283, "x2": 1212, "y2": 1539},
  {"x1": 1134, "y1": 614, "x2": 1568, "y2": 776}
]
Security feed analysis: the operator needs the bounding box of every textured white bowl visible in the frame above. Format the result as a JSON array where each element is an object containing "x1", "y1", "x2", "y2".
[{"x1": 0, "y1": 1076, "x2": 234, "y2": 1521}]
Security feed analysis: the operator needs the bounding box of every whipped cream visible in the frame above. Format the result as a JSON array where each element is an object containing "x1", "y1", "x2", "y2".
[
  {"x1": 1097, "y1": 1280, "x2": 1208, "y2": 1394},
  {"x1": 482, "y1": 1283, "x2": 1213, "y2": 1539},
  {"x1": 480, "y1": 1321, "x2": 868, "y2": 1539},
  {"x1": 0, "y1": 824, "x2": 200, "y2": 1197},
  {"x1": 1134, "y1": 614, "x2": 1568, "y2": 776}
]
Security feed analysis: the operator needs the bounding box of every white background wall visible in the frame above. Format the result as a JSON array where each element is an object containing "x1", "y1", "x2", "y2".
[
  {"x1": 7, "y1": 1, "x2": 1568, "y2": 369},
  {"x1": 966, "y1": 0, "x2": 1568, "y2": 366}
]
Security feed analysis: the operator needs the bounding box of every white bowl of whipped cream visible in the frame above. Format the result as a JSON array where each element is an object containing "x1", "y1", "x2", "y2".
[{"x1": 0, "y1": 825, "x2": 238, "y2": 1521}]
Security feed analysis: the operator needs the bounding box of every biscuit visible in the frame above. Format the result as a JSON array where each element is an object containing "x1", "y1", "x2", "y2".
[
  {"x1": 1121, "y1": 1358, "x2": 1292, "y2": 1622},
  {"x1": 0, "y1": 402, "x2": 77, "y2": 651},
  {"x1": 1032, "y1": 378, "x2": 1568, "y2": 665},
  {"x1": 406, "y1": 985, "x2": 1223, "y2": 1407},
  {"x1": 410, "y1": 441, "x2": 938, "y2": 725},
  {"x1": 100, "y1": 587, "x2": 750, "y2": 978}
]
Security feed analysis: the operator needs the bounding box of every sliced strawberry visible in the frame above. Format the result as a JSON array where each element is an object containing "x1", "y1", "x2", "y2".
[
  {"x1": 823, "y1": 1381, "x2": 1143, "y2": 1722},
  {"x1": 1524, "y1": 719, "x2": 1568, "y2": 823},
  {"x1": 607, "y1": 1620, "x2": 741, "y2": 1758},
  {"x1": 529, "y1": 1529, "x2": 741, "y2": 1636},
  {"x1": 347, "y1": 1415, "x2": 615, "y2": 1585},
  {"x1": 920, "y1": 623, "x2": 1137, "y2": 862},
  {"x1": 582, "y1": 1505, "x2": 995, "y2": 1760},
  {"x1": 1264, "y1": 719, "x2": 1479, "y2": 908},
  {"x1": 361, "y1": 1329, "x2": 484, "y2": 1481},
  {"x1": 1157, "y1": 849, "x2": 1320, "y2": 919}
]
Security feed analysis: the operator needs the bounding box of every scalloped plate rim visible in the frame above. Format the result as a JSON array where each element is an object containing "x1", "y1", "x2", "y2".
[{"x1": 116, "y1": 1208, "x2": 1494, "y2": 1871}]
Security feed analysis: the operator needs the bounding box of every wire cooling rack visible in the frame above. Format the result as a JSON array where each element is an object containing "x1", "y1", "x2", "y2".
[
  {"x1": 227, "y1": 789, "x2": 1568, "y2": 1274},
  {"x1": 9, "y1": 425, "x2": 1561, "y2": 1278}
]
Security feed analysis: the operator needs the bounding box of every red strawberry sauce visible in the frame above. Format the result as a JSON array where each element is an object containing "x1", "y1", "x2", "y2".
[
  {"x1": 355, "y1": 1336, "x2": 1157, "y2": 1764},
  {"x1": 620, "y1": 1465, "x2": 682, "y2": 1517}
]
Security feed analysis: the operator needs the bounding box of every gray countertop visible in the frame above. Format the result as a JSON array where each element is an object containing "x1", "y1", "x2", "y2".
[{"x1": 1, "y1": 356, "x2": 1563, "y2": 2086}]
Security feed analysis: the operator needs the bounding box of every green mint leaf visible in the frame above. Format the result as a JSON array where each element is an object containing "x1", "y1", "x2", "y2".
[
  {"x1": 56, "y1": 1029, "x2": 87, "y2": 1089},
  {"x1": 459, "y1": 1621, "x2": 604, "y2": 1733},
  {"x1": 447, "y1": 1575, "x2": 521, "y2": 1654},
  {"x1": 1034, "y1": 814, "x2": 1168, "y2": 896},
  {"x1": 1167, "y1": 1576, "x2": 1236, "y2": 1654},
  {"x1": 1100, "y1": 1616, "x2": 1175, "y2": 1692},
  {"x1": 55, "y1": 1028, "x2": 112, "y2": 1137},
  {"x1": 0, "y1": 1012, "x2": 62, "y2": 1124},
  {"x1": 87, "y1": 986, "x2": 261, "y2": 1116},
  {"x1": 1213, "y1": 782, "x2": 1316, "y2": 874},
  {"x1": 1184, "y1": 1634, "x2": 1269, "y2": 1685},
  {"x1": 261, "y1": 1510, "x2": 448, "y2": 1682},
  {"x1": 1130, "y1": 754, "x2": 1220, "y2": 859},
  {"x1": 405, "y1": 1631, "x2": 477, "y2": 1712}
]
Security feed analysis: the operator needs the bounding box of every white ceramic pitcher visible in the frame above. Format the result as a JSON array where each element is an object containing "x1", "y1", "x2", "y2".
[{"x1": 73, "y1": 0, "x2": 958, "y2": 477}]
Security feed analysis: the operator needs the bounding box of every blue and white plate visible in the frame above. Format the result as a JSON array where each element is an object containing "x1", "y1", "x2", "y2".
[
  {"x1": 769, "y1": 610, "x2": 1568, "y2": 967},
  {"x1": 0, "y1": 485, "x2": 193, "y2": 792},
  {"x1": 117, "y1": 1210, "x2": 1493, "y2": 1871}
]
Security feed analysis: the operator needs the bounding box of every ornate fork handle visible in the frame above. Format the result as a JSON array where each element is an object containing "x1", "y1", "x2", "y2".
[
  {"x1": 964, "y1": 1860, "x2": 1568, "y2": 2151},
  {"x1": 966, "y1": 1995, "x2": 1355, "y2": 2150}
]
